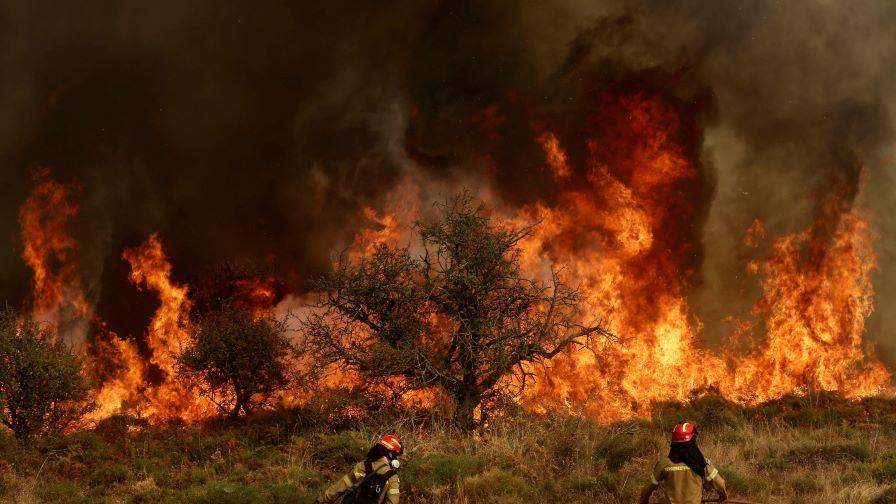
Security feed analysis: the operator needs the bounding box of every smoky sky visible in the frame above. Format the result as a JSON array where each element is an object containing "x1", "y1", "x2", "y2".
[{"x1": 1, "y1": 1, "x2": 895, "y2": 357}]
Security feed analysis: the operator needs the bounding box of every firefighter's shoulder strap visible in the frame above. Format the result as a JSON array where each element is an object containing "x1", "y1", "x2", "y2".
[
  {"x1": 352, "y1": 460, "x2": 395, "y2": 502},
  {"x1": 364, "y1": 460, "x2": 396, "y2": 480}
]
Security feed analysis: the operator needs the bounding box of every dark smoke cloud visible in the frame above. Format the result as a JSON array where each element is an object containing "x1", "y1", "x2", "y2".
[
  {"x1": 0, "y1": 0, "x2": 438, "y2": 334},
  {"x1": 1, "y1": 0, "x2": 895, "y2": 361}
]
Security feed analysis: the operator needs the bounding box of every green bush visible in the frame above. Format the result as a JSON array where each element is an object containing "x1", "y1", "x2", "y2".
[
  {"x1": 539, "y1": 414, "x2": 599, "y2": 471},
  {"x1": 783, "y1": 442, "x2": 871, "y2": 465},
  {"x1": 717, "y1": 428, "x2": 747, "y2": 444},
  {"x1": 89, "y1": 463, "x2": 131, "y2": 487},
  {"x1": 595, "y1": 433, "x2": 657, "y2": 471},
  {"x1": 180, "y1": 309, "x2": 293, "y2": 418},
  {"x1": 37, "y1": 481, "x2": 90, "y2": 504},
  {"x1": 129, "y1": 485, "x2": 169, "y2": 504},
  {"x1": 757, "y1": 450, "x2": 788, "y2": 473},
  {"x1": 309, "y1": 432, "x2": 366, "y2": 467},
  {"x1": 404, "y1": 453, "x2": 484, "y2": 489},
  {"x1": 181, "y1": 434, "x2": 226, "y2": 463},
  {"x1": 58, "y1": 431, "x2": 114, "y2": 464},
  {"x1": 0, "y1": 308, "x2": 93, "y2": 441},
  {"x1": 687, "y1": 394, "x2": 742, "y2": 430},
  {"x1": 462, "y1": 469, "x2": 531, "y2": 500},
  {"x1": 719, "y1": 468, "x2": 750, "y2": 494},
  {"x1": 566, "y1": 473, "x2": 624, "y2": 498},
  {"x1": 781, "y1": 408, "x2": 839, "y2": 428},
  {"x1": 291, "y1": 467, "x2": 325, "y2": 488},
  {"x1": 171, "y1": 466, "x2": 210, "y2": 489}
]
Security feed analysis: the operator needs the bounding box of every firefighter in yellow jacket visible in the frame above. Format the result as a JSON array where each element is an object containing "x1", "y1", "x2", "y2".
[
  {"x1": 639, "y1": 421, "x2": 727, "y2": 504},
  {"x1": 316, "y1": 434, "x2": 402, "y2": 504}
]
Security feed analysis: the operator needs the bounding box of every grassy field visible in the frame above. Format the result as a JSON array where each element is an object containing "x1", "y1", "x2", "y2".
[{"x1": 3, "y1": 392, "x2": 896, "y2": 503}]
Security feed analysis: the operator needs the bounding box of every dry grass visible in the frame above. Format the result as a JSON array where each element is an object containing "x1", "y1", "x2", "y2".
[{"x1": 2, "y1": 392, "x2": 896, "y2": 503}]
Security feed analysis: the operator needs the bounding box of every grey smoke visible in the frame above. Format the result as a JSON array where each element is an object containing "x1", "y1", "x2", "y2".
[{"x1": 1, "y1": 0, "x2": 894, "y2": 363}]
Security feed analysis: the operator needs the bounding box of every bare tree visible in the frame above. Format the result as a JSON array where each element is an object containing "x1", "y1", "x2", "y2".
[{"x1": 302, "y1": 194, "x2": 612, "y2": 429}]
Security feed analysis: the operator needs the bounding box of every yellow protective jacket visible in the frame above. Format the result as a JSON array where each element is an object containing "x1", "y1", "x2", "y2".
[
  {"x1": 317, "y1": 456, "x2": 400, "y2": 504},
  {"x1": 647, "y1": 456, "x2": 727, "y2": 504}
]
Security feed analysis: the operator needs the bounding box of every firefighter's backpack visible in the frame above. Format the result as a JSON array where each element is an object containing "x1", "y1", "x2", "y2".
[{"x1": 341, "y1": 461, "x2": 395, "y2": 504}]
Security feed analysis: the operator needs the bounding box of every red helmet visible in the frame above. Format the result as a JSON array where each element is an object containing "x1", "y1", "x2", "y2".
[
  {"x1": 379, "y1": 434, "x2": 403, "y2": 454},
  {"x1": 671, "y1": 421, "x2": 696, "y2": 443}
]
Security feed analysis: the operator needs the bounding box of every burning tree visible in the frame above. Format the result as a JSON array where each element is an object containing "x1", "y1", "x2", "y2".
[
  {"x1": 303, "y1": 194, "x2": 612, "y2": 429},
  {"x1": 178, "y1": 310, "x2": 293, "y2": 418},
  {"x1": 0, "y1": 307, "x2": 92, "y2": 441}
]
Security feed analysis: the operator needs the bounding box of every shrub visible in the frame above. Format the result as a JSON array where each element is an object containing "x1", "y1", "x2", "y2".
[
  {"x1": 542, "y1": 415, "x2": 601, "y2": 472},
  {"x1": 0, "y1": 308, "x2": 92, "y2": 441},
  {"x1": 462, "y1": 468, "x2": 531, "y2": 500},
  {"x1": 89, "y1": 463, "x2": 131, "y2": 487},
  {"x1": 720, "y1": 468, "x2": 750, "y2": 495},
  {"x1": 94, "y1": 414, "x2": 145, "y2": 441},
  {"x1": 565, "y1": 473, "x2": 624, "y2": 499},
  {"x1": 37, "y1": 480, "x2": 89, "y2": 503},
  {"x1": 595, "y1": 433, "x2": 658, "y2": 471},
  {"x1": 171, "y1": 466, "x2": 210, "y2": 489},
  {"x1": 781, "y1": 407, "x2": 840, "y2": 427},
  {"x1": 404, "y1": 453, "x2": 484, "y2": 490},
  {"x1": 50, "y1": 430, "x2": 114, "y2": 464},
  {"x1": 179, "y1": 309, "x2": 294, "y2": 418},
  {"x1": 127, "y1": 477, "x2": 166, "y2": 503},
  {"x1": 303, "y1": 194, "x2": 613, "y2": 430},
  {"x1": 687, "y1": 393, "x2": 742, "y2": 429},
  {"x1": 309, "y1": 431, "x2": 367, "y2": 467},
  {"x1": 782, "y1": 441, "x2": 871, "y2": 465},
  {"x1": 181, "y1": 433, "x2": 231, "y2": 464}
]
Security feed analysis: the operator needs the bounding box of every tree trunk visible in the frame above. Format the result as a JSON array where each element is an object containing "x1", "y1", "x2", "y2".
[
  {"x1": 229, "y1": 379, "x2": 246, "y2": 418},
  {"x1": 453, "y1": 389, "x2": 480, "y2": 431}
]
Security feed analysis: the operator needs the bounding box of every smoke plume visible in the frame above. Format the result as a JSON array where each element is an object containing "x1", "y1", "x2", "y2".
[{"x1": 1, "y1": 0, "x2": 895, "y2": 365}]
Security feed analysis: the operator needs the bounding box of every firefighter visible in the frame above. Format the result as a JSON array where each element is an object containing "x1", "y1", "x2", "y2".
[
  {"x1": 316, "y1": 434, "x2": 402, "y2": 504},
  {"x1": 639, "y1": 421, "x2": 728, "y2": 504}
]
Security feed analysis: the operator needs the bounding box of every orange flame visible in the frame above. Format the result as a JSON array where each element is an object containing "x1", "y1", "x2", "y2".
[
  {"x1": 232, "y1": 277, "x2": 280, "y2": 317},
  {"x1": 90, "y1": 235, "x2": 212, "y2": 421},
  {"x1": 122, "y1": 234, "x2": 191, "y2": 379},
  {"x1": 18, "y1": 89, "x2": 893, "y2": 426},
  {"x1": 721, "y1": 199, "x2": 888, "y2": 402},
  {"x1": 520, "y1": 96, "x2": 888, "y2": 416},
  {"x1": 353, "y1": 91, "x2": 890, "y2": 420},
  {"x1": 18, "y1": 168, "x2": 91, "y2": 340},
  {"x1": 518, "y1": 93, "x2": 720, "y2": 419},
  {"x1": 537, "y1": 131, "x2": 573, "y2": 181},
  {"x1": 743, "y1": 218, "x2": 766, "y2": 248}
]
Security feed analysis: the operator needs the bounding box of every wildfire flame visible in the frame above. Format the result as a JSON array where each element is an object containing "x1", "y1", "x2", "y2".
[
  {"x1": 522, "y1": 94, "x2": 888, "y2": 415},
  {"x1": 232, "y1": 277, "x2": 280, "y2": 317},
  {"x1": 89, "y1": 235, "x2": 213, "y2": 421},
  {"x1": 16, "y1": 87, "x2": 892, "y2": 425},
  {"x1": 537, "y1": 131, "x2": 573, "y2": 181},
  {"x1": 18, "y1": 168, "x2": 91, "y2": 342},
  {"x1": 517, "y1": 93, "x2": 721, "y2": 419},
  {"x1": 721, "y1": 197, "x2": 888, "y2": 402}
]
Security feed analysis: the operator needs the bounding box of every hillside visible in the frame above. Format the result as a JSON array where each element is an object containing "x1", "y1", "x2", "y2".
[{"x1": 3, "y1": 393, "x2": 896, "y2": 504}]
